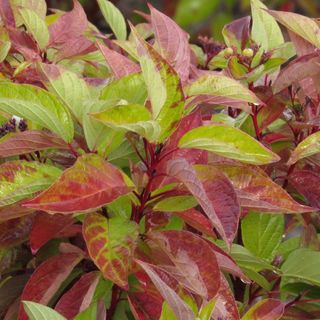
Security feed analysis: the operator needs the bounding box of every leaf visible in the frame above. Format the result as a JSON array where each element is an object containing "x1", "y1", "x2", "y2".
[
  {"x1": 55, "y1": 272, "x2": 101, "y2": 319},
  {"x1": 241, "y1": 211, "x2": 284, "y2": 262},
  {"x1": 0, "y1": 203, "x2": 33, "y2": 222},
  {"x1": 0, "y1": 83, "x2": 74, "y2": 142},
  {"x1": 0, "y1": 0, "x2": 15, "y2": 27},
  {"x1": 149, "y1": 5, "x2": 191, "y2": 82},
  {"x1": 287, "y1": 131, "x2": 320, "y2": 165},
  {"x1": 165, "y1": 159, "x2": 227, "y2": 244},
  {"x1": 185, "y1": 74, "x2": 262, "y2": 105},
  {"x1": 19, "y1": 8, "x2": 49, "y2": 50},
  {"x1": 152, "y1": 196, "x2": 197, "y2": 212},
  {"x1": 90, "y1": 103, "x2": 161, "y2": 142},
  {"x1": 97, "y1": 0, "x2": 127, "y2": 41},
  {"x1": 281, "y1": 248, "x2": 320, "y2": 286},
  {"x1": 198, "y1": 298, "x2": 216, "y2": 320},
  {"x1": 147, "y1": 230, "x2": 221, "y2": 299},
  {"x1": 18, "y1": 249, "x2": 84, "y2": 320},
  {"x1": 195, "y1": 165, "x2": 240, "y2": 243},
  {"x1": 38, "y1": 63, "x2": 91, "y2": 122},
  {"x1": 160, "y1": 301, "x2": 177, "y2": 320},
  {"x1": 48, "y1": 0, "x2": 88, "y2": 47},
  {"x1": 241, "y1": 299, "x2": 285, "y2": 320},
  {"x1": 250, "y1": 0, "x2": 284, "y2": 50},
  {"x1": 0, "y1": 161, "x2": 61, "y2": 208},
  {"x1": 0, "y1": 40, "x2": 10, "y2": 62},
  {"x1": 213, "y1": 163, "x2": 311, "y2": 213},
  {"x1": 136, "y1": 260, "x2": 195, "y2": 320},
  {"x1": 23, "y1": 301, "x2": 66, "y2": 320},
  {"x1": 267, "y1": 10, "x2": 320, "y2": 48},
  {"x1": 0, "y1": 131, "x2": 68, "y2": 158},
  {"x1": 289, "y1": 170, "x2": 320, "y2": 208},
  {"x1": 179, "y1": 125, "x2": 280, "y2": 165},
  {"x1": 98, "y1": 43, "x2": 140, "y2": 79},
  {"x1": 83, "y1": 213, "x2": 139, "y2": 288},
  {"x1": 130, "y1": 24, "x2": 185, "y2": 141},
  {"x1": 23, "y1": 154, "x2": 133, "y2": 214}
]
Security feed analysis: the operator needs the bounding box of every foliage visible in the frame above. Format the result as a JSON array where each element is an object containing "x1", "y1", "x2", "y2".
[{"x1": 0, "y1": 0, "x2": 320, "y2": 319}]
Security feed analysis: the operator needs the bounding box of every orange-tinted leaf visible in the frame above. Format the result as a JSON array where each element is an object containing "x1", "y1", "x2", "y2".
[
  {"x1": 147, "y1": 230, "x2": 220, "y2": 299},
  {"x1": 55, "y1": 271, "x2": 101, "y2": 319},
  {"x1": 83, "y1": 213, "x2": 139, "y2": 289},
  {"x1": 212, "y1": 163, "x2": 311, "y2": 213},
  {"x1": 0, "y1": 131, "x2": 68, "y2": 158},
  {"x1": 17, "y1": 247, "x2": 83, "y2": 320},
  {"x1": 23, "y1": 154, "x2": 133, "y2": 214},
  {"x1": 242, "y1": 299, "x2": 285, "y2": 320}
]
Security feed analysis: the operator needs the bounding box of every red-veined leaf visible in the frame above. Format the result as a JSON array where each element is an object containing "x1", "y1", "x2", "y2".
[
  {"x1": 149, "y1": 4, "x2": 190, "y2": 82},
  {"x1": 135, "y1": 260, "x2": 195, "y2": 320},
  {"x1": 147, "y1": 230, "x2": 221, "y2": 299},
  {"x1": 83, "y1": 213, "x2": 139, "y2": 289},
  {"x1": 17, "y1": 247, "x2": 84, "y2": 320},
  {"x1": 29, "y1": 213, "x2": 75, "y2": 254},
  {"x1": 23, "y1": 154, "x2": 133, "y2": 213},
  {"x1": 55, "y1": 271, "x2": 101, "y2": 319},
  {"x1": 0, "y1": 131, "x2": 68, "y2": 158},
  {"x1": 98, "y1": 43, "x2": 140, "y2": 78},
  {"x1": 211, "y1": 163, "x2": 312, "y2": 213},
  {"x1": 242, "y1": 299, "x2": 285, "y2": 320},
  {"x1": 48, "y1": 0, "x2": 88, "y2": 47}
]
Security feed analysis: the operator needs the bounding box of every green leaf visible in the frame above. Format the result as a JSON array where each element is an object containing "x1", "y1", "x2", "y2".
[
  {"x1": 287, "y1": 131, "x2": 320, "y2": 165},
  {"x1": 160, "y1": 301, "x2": 177, "y2": 320},
  {"x1": 90, "y1": 103, "x2": 161, "y2": 142},
  {"x1": 281, "y1": 248, "x2": 320, "y2": 286},
  {"x1": 241, "y1": 212, "x2": 284, "y2": 262},
  {"x1": 0, "y1": 41, "x2": 10, "y2": 63},
  {"x1": 0, "y1": 161, "x2": 61, "y2": 207},
  {"x1": 19, "y1": 8, "x2": 49, "y2": 50},
  {"x1": 185, "y1": 74, "x2": 261, "y2": 104},
  {"x1": 179, "y1": 125, "x2": 280, "y2": 165},
  {"x1": 97, "y1": 0, "x2": 127, "y2": 40},
  {"x1": 153, "y1": 195, "x2": 197, "y2": 212},
  {"x1": 83, "y1": 214, "x2": 139, "y2": 288},
  {"x1": 241, "y1": 267, "x2": 271, "y2": 290},
  {"x1": 23, "y1": 301, "x2": 66, "y2": 320},
  {"x1": 198, "y1": 298, "x2": 216, "y2": 320},
  {"x1": 0, "y1": 83, "x2": 74, "y2": 142},
  {"x1": 268, "y1": 10, "x2": 320, "y2": 48},
  {"x1": 250, "y1": 0, "x2": 284, "y2": 50},
  {"x1": 11, "y1": 0, "x2": 47, "y2": 23}
]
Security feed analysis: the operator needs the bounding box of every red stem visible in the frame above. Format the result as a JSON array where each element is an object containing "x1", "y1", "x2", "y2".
[{"x1": 106, "y1": 286, "x2": 120, "y2": 320}]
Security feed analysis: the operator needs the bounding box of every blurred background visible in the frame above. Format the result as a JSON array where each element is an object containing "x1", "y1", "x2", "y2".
[{"x1": 46, "y1": 0, "x2": 320, "y2": 41}]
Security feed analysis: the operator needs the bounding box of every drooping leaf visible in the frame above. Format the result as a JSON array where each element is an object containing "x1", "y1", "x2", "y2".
[
  {"x1": 97, "y1": 0, "x2": 127, "y2": 41},
  {"x1": 212, "y1": 163, "x2": 311, "y2": 213},
  {"x1": 147, "y1": 230, "x2": 221, "y2": 299},
  {"x1": 23, "y1": 301, "x2": 66, "y2": 320},
  {"x1": 0, "y1": 161, "x2": 61, "y2": 208},
  {"x1": 0, "y1": 131, "x2": 68, "y2": 158},
  {"x1": 241, "y1": 299, "x2": 285, "y2": 320},
  {"x1": 18, "y1": 248, "x2": 84, "y2": 320},
  {"x1": 241, "y1": 211, "x2": 284, "y2": 262},
  {"x1": 267, "y1": 10, "x2": 320, "y2": 48},
  {"x1": 179, "y1": 125, "x2": 280, "y2": 165},
  {"x1": 0, "y1": 83, "x2": 74, "y2": 142},
  {"x1": 55, "y1": 272, "x2": 101, "y2": 319},
  {"x1": 83, "y1": 213, "x2": 139, "y2": 289},
  {"x1": 136, "y1": 260, "x2": 195, "y2": 320},
  {"x1": 149, "y1": 4, "x2": 191, "y2": 82},
  {"x1": 287, "y1": 131, "x2": 320, "y2": 165},
  {"x1": 19, "y1": 7, "x2": 49, "y2": 50},
  {"x1": 23, "y1": 154, "x2": 133, "y2": 213},
  {"x1": 251, "y1": 0, "x2": 284, "y2": 50}
]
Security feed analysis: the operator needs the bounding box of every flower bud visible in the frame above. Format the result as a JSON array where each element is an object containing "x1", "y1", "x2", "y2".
[{"x1": 242, "y1": 48, "x2": 254, "y2": 58}]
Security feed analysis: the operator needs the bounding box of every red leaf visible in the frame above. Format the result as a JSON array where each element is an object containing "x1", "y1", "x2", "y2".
[
  {"x1": 29, "y1": 213, "x2": 75, "y2": 254},
  {"x1": 83, "y1": 213, "x2": 139, "y2": 289},
  {"x1": 289, "y1": 170, "x2": 320, "y2": 208},
  {"x1": 147, "y1": 230, "x2": 221, "y2": 299},
  {"x1": 0, "y1": 203, "x2": 33, "y2": 222},
  {"x1": 23, "y1": 154, "x2": 133, "y2": 213},
  {"x1": 0, "y1": 131, "x2": 68, "y2": 158},
  {"x1": 17, "y1": 248, "x2": 83, "y2": 320},
  {"x1": 135, "y1": 260, "x2": 195, "y2": 320},
  {"x1": 48, "y1": 0, "x2": 88, "y2": 47},
  {"x1": 165, "y1": 158, "x2": 228, "y2": 244},
  {"x1": 223, "y1": 16, "x2": 251, "y2": 49},
  {"x1": 0, "y1": 0, "x2": 15, "y2": 27},
  {"x1": 242, "y1": 299, "x2": 285, "y2": 320},
  {"x1": 98, "y1": 43, "x2": 140, "y2": 78},
  {"x1": 149, "y1": 4, "x2": 191, "y2": 82},
  {"x1": 55, "y1": 271, "x2": 101, "y2": 319}
]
